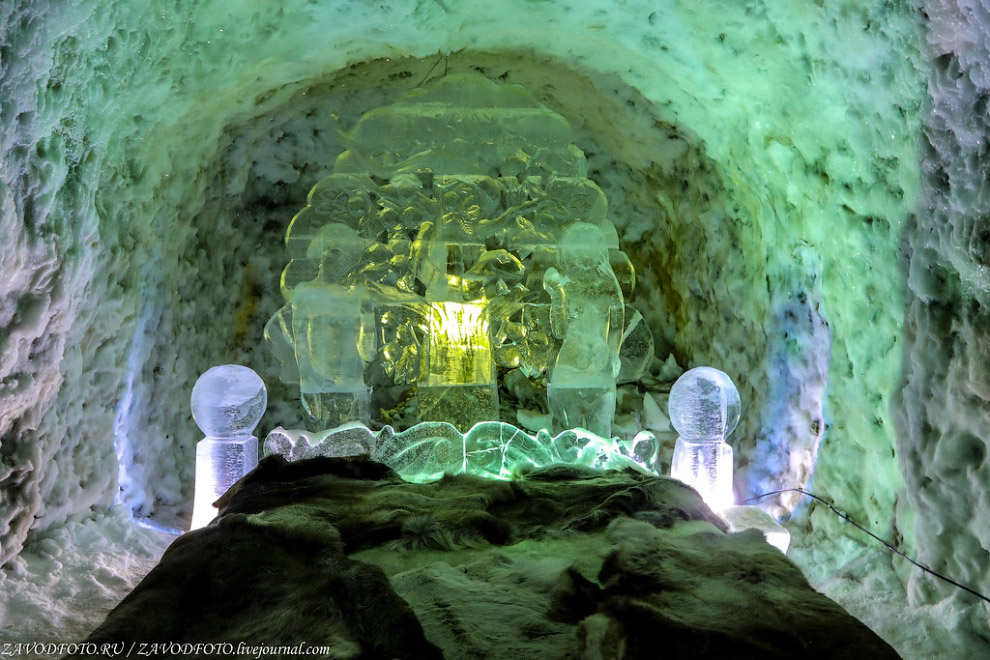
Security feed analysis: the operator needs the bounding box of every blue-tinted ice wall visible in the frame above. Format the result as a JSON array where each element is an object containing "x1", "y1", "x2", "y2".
[{"x1": 0, "y1": 0, "x2": 934, "y2": 591}]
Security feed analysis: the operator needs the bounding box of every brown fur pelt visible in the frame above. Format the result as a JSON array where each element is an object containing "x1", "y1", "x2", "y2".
[{"x1": 68, "y1": 456, "x2": 900, "y2": 660}]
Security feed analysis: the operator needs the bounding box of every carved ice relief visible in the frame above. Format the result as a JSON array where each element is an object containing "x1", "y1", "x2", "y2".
[{"x1": 266, "y1": 74, "x2": 652, "y2": 434}]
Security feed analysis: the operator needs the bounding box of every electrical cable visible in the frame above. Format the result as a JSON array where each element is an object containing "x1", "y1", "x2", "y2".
[{"x1": 743, "y1": 488, "x2": 990, "y2": 605}]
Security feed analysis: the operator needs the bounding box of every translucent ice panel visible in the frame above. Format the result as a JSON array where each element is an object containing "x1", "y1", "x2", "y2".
[
  {"x1": 423, "y1": 302, "x2": 493, "y2": 386},
  {"x1": 617, "y1": 307, "x2": 655, "y2": 384},
  {"x1": 264, "y1": 422, "x2": 658, "y2": 483},
  {"x1": 190, "y1": 365, "x2": 267, "y2": 439},
  {"x1": 668, "y1": 366, "x2": 741, "y2": 441}
]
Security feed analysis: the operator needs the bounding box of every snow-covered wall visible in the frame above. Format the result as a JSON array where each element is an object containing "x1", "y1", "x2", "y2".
[
  {"x1": 896, "y1": 0, "x2": 990, "y2": 612},
  {"x1": 0, "y1": 0, "x2": 944, "y2": 607}
]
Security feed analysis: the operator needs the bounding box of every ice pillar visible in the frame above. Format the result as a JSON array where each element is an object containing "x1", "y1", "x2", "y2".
[
  {"x1": 668, "y1": 366, "x2": 740, "y2": 511},
  {"x1": 190, "y1": 365, "x2": 267, "y2": 530}
]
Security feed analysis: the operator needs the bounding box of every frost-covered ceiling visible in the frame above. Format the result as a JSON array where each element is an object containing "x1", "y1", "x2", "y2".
[{"x1": 0, "y1": 0, "x2": 986, "y2": 642}]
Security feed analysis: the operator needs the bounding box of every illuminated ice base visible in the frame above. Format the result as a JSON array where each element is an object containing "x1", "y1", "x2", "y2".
[
  {"x1": 191, "y1": 435, "x2": 258, "y2": 530},
  {"x1": 264, "y1": 421, "x2": 660, "y2": 482},
  {"x1": 722, "y1": 505, "x2": 791, "y2": 554},
  {"x1": 670, "y1": 437, "x2": 734, "y2": 512}
]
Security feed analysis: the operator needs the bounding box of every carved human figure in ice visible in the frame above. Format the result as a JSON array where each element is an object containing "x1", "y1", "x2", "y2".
[
  {"x1": 265, "y1": 74, "x2": 655, "y2": 432},
  {"x1": 291, "y1": 223, "x2": 375, "y2": 428},
  {"x1": 543, "y1": 222, "x2": 624, "y2": 437}
]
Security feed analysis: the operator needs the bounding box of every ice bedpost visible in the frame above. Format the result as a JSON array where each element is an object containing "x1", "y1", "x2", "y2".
[
  {"x1": 190, "y1": 365, "x2": 267, "y2": 530},
  {"x1": 544, "y1": 222, "x2": 624, "y2": 438},
  {"x1": 668, "y1": 366, "x2": 740, "y2": 511}
]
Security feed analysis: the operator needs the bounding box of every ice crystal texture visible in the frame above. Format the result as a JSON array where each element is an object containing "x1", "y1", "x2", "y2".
[
  {"x1": 190, "y1": 365, "x2": 266, "y2": 529},
  {"x1": 544, "y1": 223, "x2": 624, "y2": 437},
  {"x1": 264, "y1": 422, "x2": 659, "y2": 482}
]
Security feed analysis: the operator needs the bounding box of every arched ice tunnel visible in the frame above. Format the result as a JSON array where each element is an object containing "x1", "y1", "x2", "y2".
[{"x1": 1, "y1": 1, "x2": 988, "y2": 653}]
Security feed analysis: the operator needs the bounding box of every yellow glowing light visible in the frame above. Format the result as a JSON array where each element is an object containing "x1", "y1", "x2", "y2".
[{"x1": 424, "y1": 302, "x2": 493, "y2": 386}]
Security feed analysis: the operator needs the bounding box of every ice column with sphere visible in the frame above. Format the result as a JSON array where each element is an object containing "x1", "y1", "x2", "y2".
[
  {"x1": 668, "y1": 366, "x2": 740, "y2": 511},
  {"x1": 544, "y1": 222, "x2": 624, "y2": 438},
  {"x1": 190, "y1": 365, "x2": 267, "y2": 530}
]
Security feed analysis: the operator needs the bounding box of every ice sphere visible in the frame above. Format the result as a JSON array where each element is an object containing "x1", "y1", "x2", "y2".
[
  {"x1": 668, "y1": 366, "x2": 740, "y2": 441},
  {"x1": 190, "y1": 365, "x2": 267, "y2": 438},
  {"x1": 668, "y1": 366, "x2": 740, "y2": 511},
  {"x1": 190, "y1": 365, "x2": 267, "y2": 530}
]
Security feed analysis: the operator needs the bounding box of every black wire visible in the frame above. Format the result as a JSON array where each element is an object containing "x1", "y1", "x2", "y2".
[{"x1": 744, "y1": 488, "x2": 990, "y2": 605}]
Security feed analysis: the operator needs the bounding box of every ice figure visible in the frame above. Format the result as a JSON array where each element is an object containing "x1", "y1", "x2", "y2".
[
  {"x1": 291, "y1": 281, "x2": 374, "y2": 427},
  {"x1": 265, "y1": 74, "x2": 652, "y2": 433},
  {"x1": 190, "y1": 365, "x2": 267, "y2": 530},
  {"x1": 668, "y1": 366, "x2": 740, "y2": 511},
  {"x1": 544, "y1": 223, "x2": 624, "y2": 437},
  {"x1": 264, "y1": 421, "x2": 657, "y2": 482}
]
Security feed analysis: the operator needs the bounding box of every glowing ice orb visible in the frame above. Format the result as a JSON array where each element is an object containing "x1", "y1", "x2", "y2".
[
  {"x1": 190, "y1": 365, "x2": 267, "y2": 530},
  {"x1": 669, "y1": 366, "x2": 739, "y2": 511}
]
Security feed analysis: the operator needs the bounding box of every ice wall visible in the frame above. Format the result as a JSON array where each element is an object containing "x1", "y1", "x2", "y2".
[
  {"x1": 897, "y1": 0, "x2": 990, "y2": 609},
  {"x1": 0, "y1": 0, "x2": 925, "y2": 584}
]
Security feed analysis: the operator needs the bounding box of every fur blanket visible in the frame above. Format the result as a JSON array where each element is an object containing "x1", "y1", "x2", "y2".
[{"x1": 69, "y1": 456, "x2": 900, "y2": 659}]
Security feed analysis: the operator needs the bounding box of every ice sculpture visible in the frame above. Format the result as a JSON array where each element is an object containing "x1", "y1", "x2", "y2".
[
  {"x1": 668, "y1": 366, "x2": 740, "y2": 511},
  {"x1": 264, "y1": 421, "x2": 659, "y2": 482},
  {"x1": 190, "y1": 365, "x2": 267, "y2": 530},
  {"x1": 544, "y1": 223, "x2": 624, "y2": 437},
  {"x1": 265, "y1": 74, "x2": 652, "y2": 432},
  {"x1": 290, "y1": 281, "x2": 374, "y2": 426}
]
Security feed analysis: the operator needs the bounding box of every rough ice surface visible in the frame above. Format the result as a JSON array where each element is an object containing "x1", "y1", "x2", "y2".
[
  {"x1": 544, "y1": 223, "x2": 624, "y2": 437},
  {"x1": 0, "y1": 0, "x2": 987, "y2": 655},
  {"x1": 264, "y1": 422, "x2": 659, "y2": 482},
  {"x1": 0, "y1": 511, "x2": 174, "y2": 645}
]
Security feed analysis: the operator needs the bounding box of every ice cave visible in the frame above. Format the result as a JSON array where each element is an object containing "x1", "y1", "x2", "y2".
[{"x1": 1, "y1": 1, "x2": 989, "y2": 658}]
